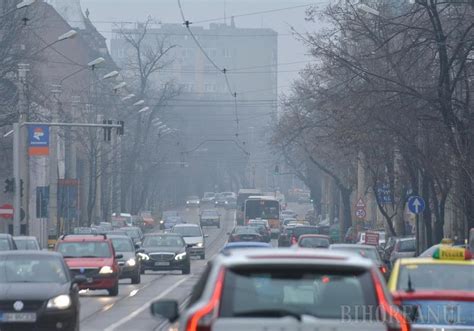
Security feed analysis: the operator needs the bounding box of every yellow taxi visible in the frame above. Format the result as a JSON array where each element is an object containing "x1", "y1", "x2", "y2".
[{"x1": 388, "y1": 246, "x2": 474, "y2": 330}]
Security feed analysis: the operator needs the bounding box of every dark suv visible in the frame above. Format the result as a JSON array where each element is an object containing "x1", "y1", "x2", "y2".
[
  {"x1": 55, "y1": 234, "x2": 122, "y2": 296},
  {"x1": 140, "y1": 233, "x2": 190, "y2": 274}
]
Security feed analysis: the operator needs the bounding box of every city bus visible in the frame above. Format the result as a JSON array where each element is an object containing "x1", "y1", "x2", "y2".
[
  {"x1": 244, "y1": 196, "x2": 280, "y2": 238},
  {"x1": 236, "y1": 189, "x2": 262, "y2": 225}
]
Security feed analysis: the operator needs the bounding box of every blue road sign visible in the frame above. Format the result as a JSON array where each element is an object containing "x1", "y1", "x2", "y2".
[
  {"x1": 28, "y1": 125, "x2": 49, "y2": 155},
  {"x1": 407, "y1": 196, "x2": 425, "y2": 214}
]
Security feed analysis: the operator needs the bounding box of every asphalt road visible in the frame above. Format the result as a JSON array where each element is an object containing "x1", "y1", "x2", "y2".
[{"x1": 79, "y1": 206, "x2": 234, "y2": 331}]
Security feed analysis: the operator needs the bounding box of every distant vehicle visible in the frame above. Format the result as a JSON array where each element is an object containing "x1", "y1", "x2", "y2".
[
  {"x1": 200, "y1": 209, "x2": 220, "y2": 228},
  {"x1": 99, "y1": 222, "x2": 113, "y2": 231},
  {"x1": 330, "y1": 243, "x2": 389, "y2": 278},
  {"x1": 111, "y1": 213, "x2": 132, "y2": 228},
  {"x1": 108, "y1": 234, "x2": 141, "y2": 284},
  {"x1": 185, "y1": 195, "x2": 200, "y2": 207},
  {"x1": 228, "y1": 226, "x2": 263, "y2": 243},
  {"x1": 163, "y1": 216, "x2": 184, "y2": 230},
  {"x1": 236, "y1": 189, "x2": 262, "y2": 225},
  {"x1": 279, "y1": 225, "x2": 320, "y2": 247},
  {"x1": 281, "y1": 217, "x2": 298, "y2": 228},
  {"x1": 388, "y1": 236, "x2": 416, "y2": 266},
  {"x1": 119, "y1": 226, "x2": 144, "y2": 245},
  {"x1": 221, "y1": 242, "x2": 272, "y2": 253},
  {"x1": 224, "y1": 196, "x2": 237, "y2": 209},
  {"x1": 139, "y1": 211, "x2": 155, "y2": 230},
  {"x1": 140, "y1": 233, "x2": 191, "y2": 274},
  {"x1": 13, "y1": 236, "x2": 40, "y2": 250},
  {"x1": 280, "y1": 209, "x2": 297, "y2": 220},
  {"x1": 151, "y1": 248, "x2": 406, "y2": 331},
  {"x1": 214, "y1": 194, "x2": 229, "y2": 207},
  {"x1": 221, "y1": 192, "x2": 236, "y2": 199},
  {"x1": 201, "y1": 192, "x2": 216, "y2": 204},
  {"x1": 247, "y1": 219, "x2": 271, "y2": 242},
  {"x1": 0, "y1": 234, "x2": 17, "y2": 251},
  {"x1": 297, "y1": 234, "x2": 330, "y2": 248},
  {"x1": 55, "y1": 234, "x2": 122, "y2": 296},
  {"x1": 244, "y1": 196, "x2": 280, "y2": 238},
  {"x1": 0, "y1": 251, "x2": 82, "y2": 330},
  {"x1": 171, "y1": 223, "x2": 206, "y2": 259}
]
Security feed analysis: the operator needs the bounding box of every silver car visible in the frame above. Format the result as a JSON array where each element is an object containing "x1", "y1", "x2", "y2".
[{"x1": 151, "y1": 248, "x2": 409, "y2": 331}]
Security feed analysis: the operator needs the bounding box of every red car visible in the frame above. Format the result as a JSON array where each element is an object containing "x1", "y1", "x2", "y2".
[{"x1": 55, "y1": 234, "x2": 122, "y2": 296}]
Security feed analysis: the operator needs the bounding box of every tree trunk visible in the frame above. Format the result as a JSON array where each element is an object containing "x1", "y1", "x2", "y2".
[
  {"x1": 422, "y1": 173, "x2": 433, "y2": 248},
  {"x1": 339, "y1": 187, "x2": 352, "y2": 235}
]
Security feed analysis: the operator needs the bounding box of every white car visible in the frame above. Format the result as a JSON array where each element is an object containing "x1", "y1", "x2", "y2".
[
  {"x1": 151, "y1": 248, "x2": 409, "y2": 331},
  {"x1": 171, "y1": 223, "x2": 207, "y2": 259}
]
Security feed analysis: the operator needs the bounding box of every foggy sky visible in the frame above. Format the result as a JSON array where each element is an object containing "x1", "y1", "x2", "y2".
[{"x1": 80, "y1": 0, "x2": 329, "y2": 94}]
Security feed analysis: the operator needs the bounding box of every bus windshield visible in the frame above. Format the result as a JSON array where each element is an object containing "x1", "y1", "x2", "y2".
[{"x1": 245, "y1": 200, "x2": 279, "y2": 219}]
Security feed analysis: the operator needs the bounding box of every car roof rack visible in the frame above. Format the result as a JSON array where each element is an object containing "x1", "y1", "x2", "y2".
[{"x1": 61, "y1": 233, "x2": 107, "y2": 240}]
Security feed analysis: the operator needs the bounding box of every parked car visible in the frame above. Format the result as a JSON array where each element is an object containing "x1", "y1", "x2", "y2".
[
  {"x1": 55, "y1": 234, "x2": 122, "y2": 296},
  {"x1": 140, "y1": 233, "x2": 191, "y2": 274},
  {"x1": 227, "y1": 226, "x2": 263, "y2": 243},
  {"x1": 13, "y1": 236, "x2": 40, "y2": 250},
  {"x1": 0, "y1": 251, "x2": 82, "y2": 331},
  {"x1": 108, "y1": 234, "x2": 141, "y2": 284},
  {"x1": 151, "y1": 248, "x2": 409, "y2": 331},
  {"x1": 0, "y1": 233, "x2": 17, "y2": 251}
]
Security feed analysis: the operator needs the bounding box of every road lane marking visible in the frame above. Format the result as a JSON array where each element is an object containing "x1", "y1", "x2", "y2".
[
  {"x1": 104, "y1": 276, "x2": 189, "y2": 331},
  {"x1": 129, "y1": 289, "x2": 139, "y2": 297},
  {"x1": 102, "y1": 303, "x2": 115, "y2": 312}
]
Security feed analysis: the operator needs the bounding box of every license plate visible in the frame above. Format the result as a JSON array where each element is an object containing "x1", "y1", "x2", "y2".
[
  {"x1": 155, "y1": 262, "x2": 170, "y2": 266},
  {"x1": 1, "y1": 312, "x2": 37, "y2": 323}
]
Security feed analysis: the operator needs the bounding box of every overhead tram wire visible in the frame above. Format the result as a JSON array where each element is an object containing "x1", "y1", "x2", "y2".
[{"x1": 177, "y1": 0, "x2": 240, "y2": 137}]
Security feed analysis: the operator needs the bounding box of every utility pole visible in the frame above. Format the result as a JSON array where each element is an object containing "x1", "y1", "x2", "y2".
[{"x1": 49, "y1": 85, "x2": 61, "y2": 240}]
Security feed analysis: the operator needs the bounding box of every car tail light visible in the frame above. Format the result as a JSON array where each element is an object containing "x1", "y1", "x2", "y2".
[
  {"x1": 380, "y1": 265, "x2": 388, "y2": 274},
  {"x1": 371, "y1": 271, "x2": 410, "y2": 331},
  {"x1": 186, "y1": 268, "x2": 225, "y2": 331}
]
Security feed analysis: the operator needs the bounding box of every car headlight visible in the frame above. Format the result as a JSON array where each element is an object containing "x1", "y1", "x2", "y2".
[
  {"x1": 196, "y1": 242, "x2": 203, "y2": 248},
  {"x1": 99, "y1": 266, "x2": 114, "y2": 274},
  {"x1": 186, "y1": 201, "x2": 190, "y2": 204},
  {"x1": 160, "y1": 220, "x2": 164, "y2": 224},
  {"x1": 126, "y1": 258, "x2": 136, "y2": 266},
  {"x1": 175, "y1": 252, "x2": 187, "y2": 260},
  {"x1": 137, "y1": 252, "x2": 150, "y2": 260},
  {"x1": 47, "y1": 295, "x2": 71, "y2": 310},
  {"x1": 225, "y1": 201, "x2": 228, "y2": 204}
]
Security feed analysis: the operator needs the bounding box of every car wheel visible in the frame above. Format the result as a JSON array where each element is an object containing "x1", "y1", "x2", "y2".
[
  {"x1": 108, "y1": 281, "x2": 119, "y2": 296},
  {"x1": 182, "y1": 264, "x2": 191, "y2": 275},
  {"x1": 131, "y1": 270, "x2": 141, "y2": 284}
]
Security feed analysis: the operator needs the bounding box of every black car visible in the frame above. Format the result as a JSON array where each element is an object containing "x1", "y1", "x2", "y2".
[
  {"x1": 119, "y1": 226, "x2": 144, "y2": 245},
  {"x1": 0, "y1": 251, "x2": 83, "y2": 331},
  {"x1": 140, "y1": 233, "x2": 191, "y2": 274},
  {"x1": 227, "y1": 226, "x2": 263, "y2": 243},
  {"x1": 109, "y1": 234, "x2": 141, "y2": 284},
  {"x1": 0, "y1": 234, "x2": 17, "y2": 251},
  {"x1": 278, "y1": 225, "x2": 321, "y2": 247}
]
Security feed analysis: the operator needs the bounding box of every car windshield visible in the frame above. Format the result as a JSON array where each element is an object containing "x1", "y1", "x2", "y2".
[
  {"x1": 234, "y1": 227, "x2": 258, "y2": 235},
  {"x1": 143, "y1": 235, "x2": 184, "y2": 247},
  {"x1": 173, "y1": 226, "x2": 202, "y2": 237},
  {"x1": 220, "y1": 267, "x2": 377, "y2": 320},
  {"x1": 111, "y1": 238, "x2": 135, "y2": 252},
  {"x1": 397, "y1": 264, "x2": 474, "y2": 291},
  {"x1": 57, "y1": 242, "x2": 112, "y2": 258},
  {"x1": 331, "y1": 246, "x2": 380, "y2": 262},
  {"x1": 14, "y1": 239, "x2": 39, "y2": 250},
  {"x1": 0, "y1": 239, "x2": 11, "y2": 251},
  {"x1": 299, "y1": 237, "x2": 330, "y2": 248},
  {"x1": 0, "y1": 255, "x2": 68, "y2": 283},
  {"x1": 187, "y1": 196, "x2": 199, "y2": 200},
  {"x1": 399, "y1": 239, "x2": 416, "y2": 252},
  {"x1": 293, "y1": 227, "x2": 319, "y2": 237}
]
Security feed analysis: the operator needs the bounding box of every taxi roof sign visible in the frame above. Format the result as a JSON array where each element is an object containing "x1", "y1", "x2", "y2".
[{"x1": 433, "y1": 246, "x2": 472, "y2": 261}]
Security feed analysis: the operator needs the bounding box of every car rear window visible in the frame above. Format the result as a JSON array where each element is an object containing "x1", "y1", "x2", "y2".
[
  {"x1": 15, "y1": 239, "x2": 39, "y2": 250},
  {"x1": 299, "y1": 237, "x2": 330, "y2": 248},
  {"x1": 398, "y1": 239, "x2": 416, "y2": 252},
  {"x1": 220, "y1": 266, "x2": 377, "y2": 320},
  {"x1": 57, "y1": 241, "x2": 112, "y2": 258},
  {"x1": 293, "y1": 227, "x2": 319, "y2": 237}
]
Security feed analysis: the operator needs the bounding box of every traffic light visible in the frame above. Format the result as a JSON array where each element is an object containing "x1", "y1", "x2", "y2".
[
  {"x1": 3, "y1": 178, "x2": 14, "y2": 193},
  {"x1": 103, "y1": 120, "x2": 113, "y2": 141}
]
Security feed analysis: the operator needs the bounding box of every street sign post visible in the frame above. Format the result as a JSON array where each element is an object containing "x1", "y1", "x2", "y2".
[
  {"x1": 408, "y1": 196, "x2": 425, "y2": 214},
  {"x1": 355, "y1": 208, "x2": 366, "y2": 219},
  {"x1": 365, "y1": 231, "x2": 380, "y2": 246},
  {"x1": 0, "y1": 203, "x2": 14, "y2": 219}
]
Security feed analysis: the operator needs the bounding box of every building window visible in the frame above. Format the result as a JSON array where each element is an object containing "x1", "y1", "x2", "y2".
[{"x1": 222, "y1": 48, "x2": 231, "y2": 58}]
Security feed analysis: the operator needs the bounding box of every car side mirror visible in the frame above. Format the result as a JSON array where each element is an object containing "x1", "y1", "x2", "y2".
[
  {"x1": 135, "y1": 244, "x2": 141, "y2": 250},
  {"x1": 116, "y1": 254, "x2": 123, "y2": 259},
  {"x1": 72, "y1": 275, "x2": 87, "y2": 285},
  {"x1": 151, "y1": 300, "x2": 179, "y2": 322}
]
